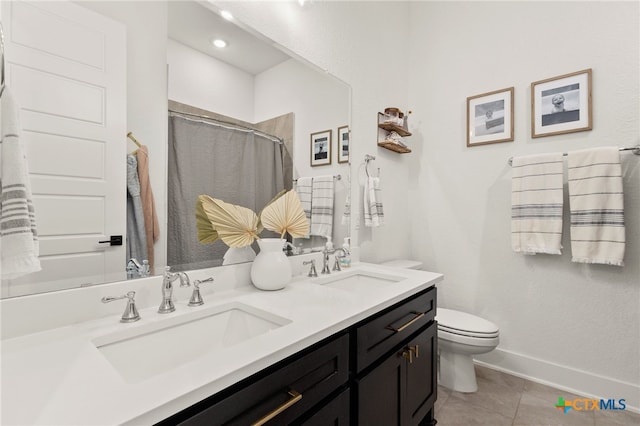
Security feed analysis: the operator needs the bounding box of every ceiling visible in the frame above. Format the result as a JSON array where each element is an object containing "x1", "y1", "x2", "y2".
[{"x1": 167, "y1": 1, "x2": 291, "y2": 75}]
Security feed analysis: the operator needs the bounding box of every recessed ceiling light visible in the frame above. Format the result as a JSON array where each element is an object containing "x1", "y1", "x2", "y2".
[
  {"x1": 220, "y1": 10, "x2": 233, "y2": 21},
  {"x1": 212, "y1": 39, "x2": 227, "y2": 48}
]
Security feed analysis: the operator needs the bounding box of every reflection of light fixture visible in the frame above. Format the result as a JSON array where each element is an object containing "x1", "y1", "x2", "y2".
[
  {"x1": 220, "y1": 10, "x2": 233, "y2": 21},
  {"x1": 212, "y1": 39, "x2": 227, "y2": 48},
  {"x1": 298, "y1": 0, "x2": 306, "y2": 6}
]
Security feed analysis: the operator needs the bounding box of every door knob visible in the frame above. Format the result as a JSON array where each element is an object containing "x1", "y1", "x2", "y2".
[{"x1": 98, "y1": 235, "x2": 123, "y2": 246}]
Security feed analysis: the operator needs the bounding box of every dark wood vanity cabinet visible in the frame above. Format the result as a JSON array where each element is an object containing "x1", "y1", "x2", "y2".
[{"x1": 157, "y1": 286, "x2": 437, "y2": 426}]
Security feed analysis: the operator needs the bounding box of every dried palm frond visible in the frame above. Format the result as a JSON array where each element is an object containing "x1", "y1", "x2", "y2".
[
  {"x1": 195, "y1": 197, "x2": 219, "y2": 244},
  {"x1": 198, "y1": 195, "x2": 260, "y2": 247},
  {"x1": 260, "y1": 190, "x2": 309, "y2": 239}
]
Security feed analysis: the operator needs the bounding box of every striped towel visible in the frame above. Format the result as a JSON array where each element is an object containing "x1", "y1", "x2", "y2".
[
  {"x1": 1, "y1": 87, "x2": 41, "y2": 278},
  {"x1": 310, "y1": 175, "x2": 334, "y2": 237},
  {"x1": 364, "y1": 176, "x2": 384, "y2": 227},
  {"x1": 295, "y1": 177, "x2": 313, "y2": 223},
  {"x1": 567, "y1": 147, "x2": 625, "y2": 266},
  {"x1": 511, "y1": 152, "x2": 564, "y2": 255}
]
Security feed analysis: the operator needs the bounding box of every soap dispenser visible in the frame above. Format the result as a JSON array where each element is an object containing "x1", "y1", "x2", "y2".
[{"x1": 340, "y1": 237, "x2": 351, "y2": 268}]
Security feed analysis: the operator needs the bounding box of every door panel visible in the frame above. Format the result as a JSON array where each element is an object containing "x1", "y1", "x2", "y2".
[{"x1": 2, "y1": 0, "x2": 126, "y2": 296}]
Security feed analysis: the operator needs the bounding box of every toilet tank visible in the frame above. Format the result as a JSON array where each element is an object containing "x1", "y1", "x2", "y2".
[{"x1": 381, "y1": 259, "x2": 423, "y2": 270}]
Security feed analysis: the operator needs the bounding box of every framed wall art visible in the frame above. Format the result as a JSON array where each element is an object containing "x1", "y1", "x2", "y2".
[
  {"x1": 466, "y1": 87, "x2": 514, "y2": 147},
  {"x1": 337, "y1": 125, "x2": 349, "y2": 163},
  {"x1": 310, "y1": 129, "x2": 332, "y2": 166},
  {"x1": 531, "y1": 68, "x2": 592, "y2": 138}
]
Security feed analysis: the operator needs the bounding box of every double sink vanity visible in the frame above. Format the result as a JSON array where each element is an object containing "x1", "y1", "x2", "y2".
[{"x1": 1, "y1": 261, "x2": 442, "y2": 425}]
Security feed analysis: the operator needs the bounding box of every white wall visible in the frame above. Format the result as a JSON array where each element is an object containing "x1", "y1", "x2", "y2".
[
  {"x1": 407, "y1": 1, "x2": 639, "y2": 410},
  {"x1": 167, "y1": 39, "x2": 255, "y2": 123},
  {"x1": 80, "y1": 1, "x2": 168, "y2": 273}
]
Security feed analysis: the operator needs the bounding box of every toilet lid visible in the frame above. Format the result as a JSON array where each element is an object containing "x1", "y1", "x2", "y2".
[{"x1": 437, "y1": 308, "x2": 499, "y2": 337}]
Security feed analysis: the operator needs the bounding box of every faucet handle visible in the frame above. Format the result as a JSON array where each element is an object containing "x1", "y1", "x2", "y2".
[
  {"x1": 188, "y1": 277, "x2": 214, "y2": 307},
  {"x1": 333, "y1": 255, "x2": 342, "y2": 272},
  {"x1": 303, "y1": 260, "x2": 318, "y2": 277},
  {"x1": 102, "y1": 291, "x2": 140, "y2": 323}
]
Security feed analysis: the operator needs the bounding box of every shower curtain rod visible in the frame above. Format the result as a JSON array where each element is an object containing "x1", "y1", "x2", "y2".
[
  {"x1": 168, "y1": 109, "x2": 283, "y2": 144},
  {"x1": 508, "y1": 145, "x2": 640, "y2": 166},
  {"x1": 293, "y1": 174, "x2": 342, "y2": 183}
]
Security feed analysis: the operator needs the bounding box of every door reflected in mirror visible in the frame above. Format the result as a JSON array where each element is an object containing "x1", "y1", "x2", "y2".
[{"x1": 0, "y1": 0, "x2": 350, "y2": 299}]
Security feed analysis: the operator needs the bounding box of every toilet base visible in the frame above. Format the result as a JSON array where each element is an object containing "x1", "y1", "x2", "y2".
[{"x1": 438, "y1": 349, "x2": 478, "y2": 393}]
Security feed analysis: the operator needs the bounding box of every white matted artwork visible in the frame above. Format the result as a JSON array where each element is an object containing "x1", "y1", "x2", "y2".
[
  {"x1": 310, "y1": 129, "x2": 332, "y2": 166},
  {"x1": 466, "y1": 87, "x2": 514, "y2": 147},
  {"x1": 337, "y1": 125, "x2": 349, "y2": 163},
  {"x1": 531, "y1": 69, "x2": 592, "y2": 138}
]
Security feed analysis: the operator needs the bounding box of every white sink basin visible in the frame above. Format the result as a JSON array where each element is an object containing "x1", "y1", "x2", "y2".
[
  {"x1": 312, "y1": 269, "x2": 406, "y2": 291},
  {"x1": 93, "y1": 302, "x2": 290, "y2": 383}
]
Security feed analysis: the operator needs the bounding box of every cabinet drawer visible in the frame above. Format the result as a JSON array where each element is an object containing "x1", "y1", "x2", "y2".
[
  {"x1": 356, "y1": 287, "x2": 436, "y2": 372},
  {"x1": 176, "y1": 333, "x2": 349, "y2": 426}
]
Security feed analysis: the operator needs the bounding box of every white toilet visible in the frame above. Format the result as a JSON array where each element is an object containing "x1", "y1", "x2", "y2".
[
  {"x1": 436, "y1": 308, "x2": 499, "y2": 392},
  {"x1": 382, "y1": 259, "x2": 500, "y2": 393}
]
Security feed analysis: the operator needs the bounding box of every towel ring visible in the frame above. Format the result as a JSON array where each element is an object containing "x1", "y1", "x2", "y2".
[{"x1": 364, "y1": 154, "x2": 376, "y2": 178}]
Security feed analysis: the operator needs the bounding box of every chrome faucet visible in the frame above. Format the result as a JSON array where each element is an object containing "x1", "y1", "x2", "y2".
[
  {"x1": 158, "y1": 267, "x2": 191, "y2": 313},
  {"x1": 303, "y1": 259, "x2": 318, "y2": 277},
  {"x1": 127, "y1": 258, "x2": 150, "y2": 278},
  {"x1": 333, "y1": 248, "x2": 346, "y2": 272},
  {"x1": 321, "y1": 247, "x2": 333, "y2": 274},
  {"x1": 102, "y1": 291, "x2": 140, "y2": 323}
]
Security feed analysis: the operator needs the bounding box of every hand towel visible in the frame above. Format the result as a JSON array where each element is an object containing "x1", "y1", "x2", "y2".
[
  {"x1": 364, "y1": 176, "x2": 384, "y2": 227},
  {"x1": 135, "y1": 146, "x2": 160, "y2": 269},
  {"x1": 341, "y1": 184, "x2": 351, "y2": 226},
  {"x1": 295, "y1": 177, "x2": 313, "y2": 223},
  {"x1": 511, "y1": 152, "x2": 564, "y2": 255},
  {"x1": 1, "y1": 87, "x2": 42, "y2": 278},
  {"x1": 310, "y1": 175, "x2": 334, "y2": 237},
  {"x1": 567, "y1": 147, "x2": 625, "y2": 266},
  {"x1": 126, "y1": 154, "x2": 148, "y2": 264}
]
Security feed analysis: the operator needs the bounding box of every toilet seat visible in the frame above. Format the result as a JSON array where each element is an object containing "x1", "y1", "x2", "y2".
[{"x1": 437, "y1": 308, "x2": 499, "y2": 340}]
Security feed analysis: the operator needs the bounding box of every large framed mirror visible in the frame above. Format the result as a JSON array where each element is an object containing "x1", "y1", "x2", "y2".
[{"x1": 0, "y1": 0, "x2": 351, "y2": 299}]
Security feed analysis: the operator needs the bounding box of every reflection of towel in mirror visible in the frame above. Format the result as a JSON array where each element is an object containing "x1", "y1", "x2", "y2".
[
  {"x1": 364, "y1": 176, "x2": 384, "y2": 227},
  {"x1": 126, "y1": 154, "x2": 148, "y2": 264},
  {"x1": 1, "y1": 88, "x2": 41, "y2": 278},
  {"x1": 568, "y1": 147, "x2": 625, "y2": 266},
  {"x1": 511, "y1": 152, "x2": 564, "y2": 255},
  {"x1": 311, "y1": 176, "x2": 334, "y2": 238},
  {"x1": 296, "y1": 177, "x2": 313, "y2": 223},
  {"x1": 136, "y1": 146, "x2": 160, "y2": 268}
]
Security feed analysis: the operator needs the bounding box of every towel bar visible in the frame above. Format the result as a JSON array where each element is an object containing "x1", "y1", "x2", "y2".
[{"x1": 508, "y1": 145, "x2": 640, "y2": 166}]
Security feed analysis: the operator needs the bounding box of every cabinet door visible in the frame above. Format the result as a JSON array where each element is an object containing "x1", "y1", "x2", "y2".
[
  {"x1": 296, "y1": 388, "x2": 350, "y2": 426},
  {"x1": 404, "y1": 324, "x2": 437, "y2": 426},
  {"x1": 357, "y1": 350, "x2": 404, "y2": 426}
]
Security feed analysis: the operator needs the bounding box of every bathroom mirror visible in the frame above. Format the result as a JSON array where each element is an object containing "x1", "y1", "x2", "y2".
[{"x1": 0, "y1": 0, "x2": 351, "y2": 298}]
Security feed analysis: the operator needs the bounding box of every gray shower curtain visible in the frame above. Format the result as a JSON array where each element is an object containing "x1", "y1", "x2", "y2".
[{"x1": 168, "y1": 114, "x2": 286, "y2": 270}]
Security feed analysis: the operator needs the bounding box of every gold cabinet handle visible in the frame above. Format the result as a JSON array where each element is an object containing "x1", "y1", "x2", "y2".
[
  {"x1": 386, "y1": 311, "x2": 425, "y2": 333},
  {"x1": 251, "y1": 390, "x2": 302, "y2": 426},
  {"x1": 402, "y1": 349, "x2": 413, "y2": 364},
  {"x1": 409, "y1": 344, "x2": 420, "y2": 359}
]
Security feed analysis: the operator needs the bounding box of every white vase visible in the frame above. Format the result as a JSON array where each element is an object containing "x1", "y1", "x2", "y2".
[{"x1": 250, "y1": 238, "x2": 292, "y2": 291}]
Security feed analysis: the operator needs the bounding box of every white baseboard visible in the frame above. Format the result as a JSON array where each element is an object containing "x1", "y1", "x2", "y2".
[{"x1": 475, "y1": 348, "x2": 640, "y2": 414}]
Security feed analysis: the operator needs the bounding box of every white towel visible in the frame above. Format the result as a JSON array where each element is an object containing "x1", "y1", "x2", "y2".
[
  {"x1": 567, "y1": 147, "x2": 625, "y2": 266},
  {"x1": 364, "y1": 176, "x2": 384, "y2": 227},
  {"x1": 1, "y1": 87, "x2": 42, "y2": 278},
  {"x1": 295, "y1": 177, "x2": 313, "y2": 224},
  {"x1": 511, "y1": 152, "x2": 564, "y2": 255},
  {"x1": 341, "y1": 184, "x2": 351, "y2": 226},
  {"x1": 310, "y1": 175, "x2": 334, "y2": 237}
]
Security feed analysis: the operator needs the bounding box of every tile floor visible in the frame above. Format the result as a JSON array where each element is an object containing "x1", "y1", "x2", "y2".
[{"x1": 434, "y1": 365, "x2": 640, "y2": 426}]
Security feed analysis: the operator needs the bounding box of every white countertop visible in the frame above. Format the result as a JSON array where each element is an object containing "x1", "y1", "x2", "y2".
[{"x1": 1, "y1": 263, "x2": 442, "y2": 425}]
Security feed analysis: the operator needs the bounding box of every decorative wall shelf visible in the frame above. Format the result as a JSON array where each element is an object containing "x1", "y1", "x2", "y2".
[{"x1": 377, "y1": 111, "x2": 412, "y2": 154}]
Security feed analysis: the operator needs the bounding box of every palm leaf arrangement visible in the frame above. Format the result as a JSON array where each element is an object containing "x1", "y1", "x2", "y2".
[{"x1": 196, "y1": 190, "x2": 309, "y2": 247}]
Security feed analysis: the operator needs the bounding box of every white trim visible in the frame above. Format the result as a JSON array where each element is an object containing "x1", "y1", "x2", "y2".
[{"x1": 475, "y1": 348, "x2": 640, "y2": 414}]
